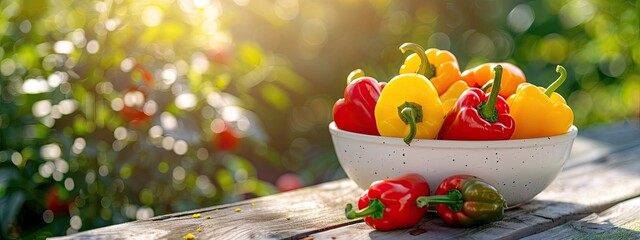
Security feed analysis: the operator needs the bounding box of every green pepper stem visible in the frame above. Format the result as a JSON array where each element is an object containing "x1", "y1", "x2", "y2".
[
  {"x1": 397, "y1": 102, "x2": 424, "y2": 146},
  {"x1": 543, "y1": 65, "x2": 567, "y2": 97},
  {"x1": 415, "y1": 189, "x2": 464, "y2": 212},
  {"x1": 347, "y1": 69, "x2": 365, "y2": 85},
  {"x1": 480, "y1": 80, "x2": 493, "y2": 92},
  {"x1": 401, "y1": 108, "x2": 417, "y2": 145},
  {"x1": 478, "y1": 65, "x2": 503, "y2": 123},
  {"x1": 399, "y1": 43, "x2": 434, "y2": 78},
  {"x1": 345, "y1": 198, "x2": 385, "y2": 220}
]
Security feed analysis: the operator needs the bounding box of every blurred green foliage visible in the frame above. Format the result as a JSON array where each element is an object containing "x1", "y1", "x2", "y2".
[{"x1": 0, "y1": 0, "x2": 638, "y2": 238}]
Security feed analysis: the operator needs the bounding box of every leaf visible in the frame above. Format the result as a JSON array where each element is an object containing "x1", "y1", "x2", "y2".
[
  {"x1": 0, "y1": 191, "x2": 25, "y2": 237},
  {"x1": 251, "y1": 179, "x2": 277, "y2": 197},
  {"x1": 223, "y1": 155, "x2": 256, "y2": 177},
  {"x1": 0, "y1": 168, "x2": 25, "y2": 237},
  {"x1": 215, "y1": 169, "x2": 233, "y2": 192},
  {"x1": 260, "y1": 83, "x2": 290, "y2": 111},
  {"x1": 214, "y1": 73, "x2": 231, "y2": 90},
  {"x1": 274, "y1": 67, "x2": 309, "y2": 94},
  {"x1": 238, "y1": 43, "x2": 263, "y2": 66}
]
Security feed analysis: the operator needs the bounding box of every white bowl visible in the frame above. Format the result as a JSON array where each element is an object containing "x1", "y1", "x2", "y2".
[{"x1": 329, "y1": 122, "x2": 577, "y2": 208}]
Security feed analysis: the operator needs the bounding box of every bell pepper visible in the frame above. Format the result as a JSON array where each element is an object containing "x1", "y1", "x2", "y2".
[
  {"x1": 345, "y1": 173, "x2": 430, "y2": 231},
  {"x1": 438, "y1": 65, "x2": 515, "y2": 140},
  {"x1": 375, "y1": 43, "x2": 445, "y2": 145},
  {"x1": 399, "y1": 48, "x2": 461, "y2": 96},
  {"x1": 461, "y1": 62, "x2": 526, "y2": 99},
  {"x1": 332, "y1": 69, "x2": 384, "y2": 135},
  {"x1": 439, "y1": 80, "x2": 469, "y2": 114},
  {"x1": 507, "y1": 65, "x2": 574, "y2": 139},
  {"x1": 416, "y1": 175, "x2": 506, "y2": 227}
]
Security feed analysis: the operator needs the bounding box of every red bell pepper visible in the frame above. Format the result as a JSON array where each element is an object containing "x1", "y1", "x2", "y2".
[
  {"x1": 332, "y1": 69, "x2": 384, "y2": 135},
  {"x1": 415, "y1": 175, "x2": 506, "y2": 227},
  {"x1": 345, "y1": 173, "x2": 430, "y2": 231},
  {"x1": 437, "y1": 65, "x2": 515, "y2": 140}
]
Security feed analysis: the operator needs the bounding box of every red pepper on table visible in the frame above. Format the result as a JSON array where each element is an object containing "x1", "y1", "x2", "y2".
[
  {"x1": 415, "y1": 175, "x2": 506, "y2": 227},
  {"x1": 344, "y1": 173, "x2": 430, "y2": 231},
  {"x1": 332, "y1": 69, "x2": 384, "y2": 135},
  {"x1": 437, "y1": 65, "x2": 515, "y2": 140}
]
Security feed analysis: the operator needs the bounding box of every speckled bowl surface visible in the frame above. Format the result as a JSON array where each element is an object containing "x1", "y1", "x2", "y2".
[{"x1": 329, "y1": 122, "x2": 578, "y2": 208}]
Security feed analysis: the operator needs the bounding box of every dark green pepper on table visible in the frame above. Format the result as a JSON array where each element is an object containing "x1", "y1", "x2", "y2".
[{"x1": 416, "y1": 174, "x2": 506, "y2": 227}]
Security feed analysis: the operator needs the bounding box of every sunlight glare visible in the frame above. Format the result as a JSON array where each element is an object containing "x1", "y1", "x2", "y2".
[
  {"x1": 54, "y1": 40, "x2": 74, "y2": 54},
  {"x1": 41, "y1": 144, "x2": 61, "y2": 160},
  {"x1": 193, "y1": 0, "x2": 210, "y2": 9},
  {"x1": 124, "y1": 90, "x2": 145, "y2": 107},
  {"x1": 22, "y1": 78, "x2": 50, "y2": 94},
  {"x1": 175, "y1": 93, "x2": 197, "y2": 110},
  {"x1": 33, "y1": 100, "x2": 52, "y2": 118},
  {"x1": 161, "y1": 112, "x2": 177, "y2": 130},
  {"x1": 142, "y1": 6, "x2": 164, "y2": 27}
]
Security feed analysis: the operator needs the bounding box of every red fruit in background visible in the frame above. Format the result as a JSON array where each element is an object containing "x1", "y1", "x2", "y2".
[
  {"x1": 45, "y1": 185, "x2": 70, "y2": 214},
  {"x1": 276, "y1": 173, "x2": 304, "y2": 192},
  {"x1": 119, "y1": 87, "x2": 153, "y2": 125},
  {"x1": 119, "y1": 64, "x2": 155, "y2": 125},
  {"x1": 205, "y1": 46, "x2": 233, "y2": 65},
  {"x1": 212, "y1": 121, "x2": 240, "y2": 151}
]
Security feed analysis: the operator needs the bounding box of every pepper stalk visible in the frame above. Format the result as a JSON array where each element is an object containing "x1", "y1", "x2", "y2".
[
  {"x1": 396, "y1": 43, "x2": 430, "y2": 145},
  {"x1": 415, "y1": 189, "x2": 464, "y2": 211},
  {"x1": 347, "y1": 69, "x2": 365, "y2": 84},
  {"x1": 477, "y1": 65, "x2": 503, "y2": 123},
  {"x1": 399, "y1": 43, "x2": 434, "y2": 77},
  {"x1": 543, "y1": 65, "x2": 567, "y2": 97},
  {"x1": 345, "y1": 198, "x2": 385, "y2": 220}
]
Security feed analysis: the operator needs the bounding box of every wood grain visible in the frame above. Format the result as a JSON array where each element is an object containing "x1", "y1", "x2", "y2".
[
  {"x1": 307, "y1": 144, "x2": 640, "y2": 240},
  {"x1": 50, "y1": 121, "x2": 640, "y2": 240},
  {"x1": 522, "y1": 196, "x2": 640, "y2": 239},
  {"x1": 52, "y1": 180, "x2": 364, "y2": 240}
]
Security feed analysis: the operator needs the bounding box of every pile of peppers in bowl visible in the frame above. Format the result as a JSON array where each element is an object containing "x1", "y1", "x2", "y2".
[
  {"x1": 333, "y1": 42, "x2": 574, "y2": 145},
  {"x1": 334, "y1": 42, "x2": 575, "y2": 231}
]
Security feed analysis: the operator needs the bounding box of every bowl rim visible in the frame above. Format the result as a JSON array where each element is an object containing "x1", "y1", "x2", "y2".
[{"x1": 328, "y1": 121, "x2": 578, "y2": 149}]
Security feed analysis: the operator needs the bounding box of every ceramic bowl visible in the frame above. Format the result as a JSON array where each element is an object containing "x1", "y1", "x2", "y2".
[{"x1": 328, "y1": 122, "x2": 578, "y2": 208}]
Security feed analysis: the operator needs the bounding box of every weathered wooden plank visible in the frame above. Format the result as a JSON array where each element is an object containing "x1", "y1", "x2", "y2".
[
  {"x1": 563, "y1": 120, "x2": 640, "y2": 169},
  {"x1": 51, "y1": 180, "x2": 365, "y2": 240},
  {"x1": 522, "y1": 196, "x2": 640, "y2": 239},
  {"x1": 578, "y1": 120, "x2": 640, "y2": 146},
  {"x1": 52, "y1": 121, "x2": 640, "y2": 240},
  {"x1": 307, "y1": 144, "x2": 640, "y2": 240}
]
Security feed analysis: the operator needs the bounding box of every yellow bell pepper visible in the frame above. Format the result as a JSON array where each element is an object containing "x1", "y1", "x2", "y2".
[
  {"x1": 439, "y1": 80, "x2": 469, "y2": 114},
  {"x1": 399, "y1": 47, "x2": 461, "y2": 96},
  {"x1": 507, "y1": 65, "x2": 574, "y2": 139},
  {"x1": 376, "y1": 43, "x2": 444, "y2": 145}
]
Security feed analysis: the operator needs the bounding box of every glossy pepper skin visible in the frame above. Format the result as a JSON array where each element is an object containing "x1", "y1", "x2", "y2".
[
  {"x1": 439, "y1": 80, "x2": 470, "y2": 114},
  {"x1": 399, "y1": 48, "x2": 461, "y2": 96},
  {"x1": 507, "y1": 65, "x2": 574, "y2": 139},
  {"x1": 416, "y1": 175, "x2": 506, "y2": 227},
  {"x1": 461, "y1": 62, "x2": 526, "y2": 99},
  {"x1": 333, "y1": 69, "x2": 384, "y2": 135},
  {"x1": 376, "y1": 43, "x2": 445, "y2": 145},
  {"x1": 438, "y1": 65, "x2": 515, "y2": 140},
  {"x1": 345, "y1": 173, "x2": 430, "y2": 231}
]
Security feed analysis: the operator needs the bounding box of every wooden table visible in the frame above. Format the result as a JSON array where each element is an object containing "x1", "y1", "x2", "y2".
[{"x1": 53, "y1": 120, "x2": 640, "y2": 239}]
